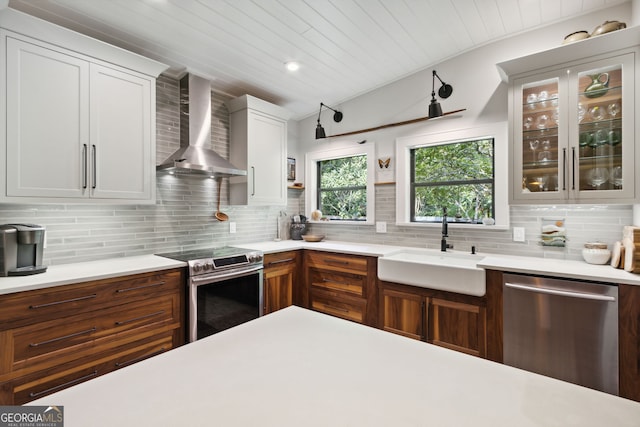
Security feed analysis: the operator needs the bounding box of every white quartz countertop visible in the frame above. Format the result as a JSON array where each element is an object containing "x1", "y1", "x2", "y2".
[
  {"x1": 0, "y1": 255, "x2": 186, "y2": 296},
  {"x1": 238, "y1": 240, "x2": 640, "y2": 286},
  {"x1": 30, "y1": 306, "x2": 640, "y2": 427}
]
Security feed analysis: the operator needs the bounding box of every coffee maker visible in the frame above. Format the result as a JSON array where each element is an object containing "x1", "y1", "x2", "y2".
[{"x1": 0, "y1": 224, "x2": 47, "y2": 276}]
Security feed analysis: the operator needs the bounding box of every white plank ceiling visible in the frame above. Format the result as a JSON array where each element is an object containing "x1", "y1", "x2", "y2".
[{"x1": 7, "y1": 0, "x2": 630, "y2": 119}]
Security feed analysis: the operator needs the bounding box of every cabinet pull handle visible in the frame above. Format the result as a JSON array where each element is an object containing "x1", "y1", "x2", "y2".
[
  {"x1": 29, "y1": 370, "x2": 98, "y2": 398},
  {"x1": 92, "y1": 144, "x2": 97, "y2": 189},
  {"x1": 115, "y1": 347, "x2": 167, "y2": 368},
  {"x1": 571, "y1": 147, "x2": 576, "y2": 190},
  {"x1": 29, "y1": 327, "x2": 97, "y2": 347},
  {"x1": 267, "y1": 258, "x2": 294, "y2": 266},
  {"x1": 325, "y1": 259, "x2": 349, "y2": 266},
  {"x1": 115, "y1": 310, "x2": 165, "y2": 326},
  {"x1": 251, "y1": 166, "x2": 256, "y2": 196},
  {"x1": 322, "y1": 278, "x2": 349, "y2": 285},
  {"x1": 324, "y1": 303, "x2": 349, "y2": 313},
  {"x1": 82, "y1": 144, "x2": 88, "y2": 189},
  {"x1": 562, "y1": 148, "x2": 567, "y2": 191},
  {"x1": 421, "y1": 300, "x2": 426, "y2": 341},
  {"x1": 115, "y1": 281, "x2": 165, "y2": 293},
  {"x1": 29, "y1": 293, "x2": 97, "y2": 309}
]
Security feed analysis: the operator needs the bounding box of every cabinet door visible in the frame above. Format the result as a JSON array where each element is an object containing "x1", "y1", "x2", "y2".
[
  {"x1": 6, "y1": 35, "x2": 89, "y2": 198},
  {"x1": 263, "y1": 253, "x2": 297, "y2": 314},
  {"x1": 247, "y1": 110, "x2": 286, "y2": 205},
  {"x1": 570, "y1": 55, "x2": 635, "y2": 202},
  {"x1": 381, "y1": 288, "x2": 424, "y2": 341},
  {"x1": 429, "y1": 298, "x2": 486, "y2": 357},
  {"x1": 514, "y1": 72, "x2": 567, "y2": 202},
  {"x1": 90, "y1": 64, "x2": 152, "y2": 200}
]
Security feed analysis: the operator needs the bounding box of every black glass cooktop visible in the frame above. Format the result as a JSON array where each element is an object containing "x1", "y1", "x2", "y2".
[{"x1": 155, "y1": 246, "x2": 252, "y2": 262}]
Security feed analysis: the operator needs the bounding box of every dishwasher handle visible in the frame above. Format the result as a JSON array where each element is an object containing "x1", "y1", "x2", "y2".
[{"x1": 504, "y1": 282, "x2": 616, "y2": 302}]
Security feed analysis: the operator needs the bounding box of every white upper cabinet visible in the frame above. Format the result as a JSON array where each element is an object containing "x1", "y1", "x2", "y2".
[
  {"x1": 226, "y1": 95, "x2": 291, "y2": 206},
  {"x1": 0, "y1": 9, "x2": 166, "y2": 204},
  {"x1": 497, "y1": 27, "x2": 640, "y2": 205}
]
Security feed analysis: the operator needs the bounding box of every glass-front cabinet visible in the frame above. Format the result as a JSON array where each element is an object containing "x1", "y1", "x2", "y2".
[{"x1": 511, "y1": 52, "x2": 635, "y2": 203}]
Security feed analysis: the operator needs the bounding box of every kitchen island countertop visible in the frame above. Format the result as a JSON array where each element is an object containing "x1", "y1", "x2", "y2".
[{"x1": 29, "y1": 306, "x2": 640, "y2": 426}]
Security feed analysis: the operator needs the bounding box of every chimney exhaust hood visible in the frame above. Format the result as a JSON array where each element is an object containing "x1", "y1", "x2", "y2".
[{"x1": 157, "y1": 74, "x2": 246, "y2": 177}]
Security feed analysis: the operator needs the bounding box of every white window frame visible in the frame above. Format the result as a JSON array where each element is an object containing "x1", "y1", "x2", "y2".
[
  {"x1": 396, "y1": 123, "x2": 509, "y2": 229},
  {"x1": 305, "y1": 144, "x2": 376, "y2": 225}
]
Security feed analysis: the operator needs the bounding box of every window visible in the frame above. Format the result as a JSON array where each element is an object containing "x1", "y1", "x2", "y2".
[
  {"x1": 305, "y1": 144, "x2": 376, "y2": 225},
  {"x1": 411, "y1": 138, "x2": 494, "y2": 223},
  {"x1": 395, "y1": 123, "x2": 509, "y2": 228},
  {"x1": 318, "y1": 155, "x2": 367, "y2": 221}
]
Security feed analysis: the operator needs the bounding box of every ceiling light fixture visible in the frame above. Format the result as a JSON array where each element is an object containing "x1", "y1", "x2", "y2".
[
  {"x1": 285, "y1": 61, "x2": 300, "y2": 71},
  {"x1": 428, "y1": 70, "x2": 453, "y2": 118},
  {"x1": 315, "y1": 102, "x2": 343, "y2": 139}
]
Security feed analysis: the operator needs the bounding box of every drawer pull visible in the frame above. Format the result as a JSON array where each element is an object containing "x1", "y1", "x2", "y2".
[
  {"x1": 322, "y1": 278, "x2": 349, "y2": 285},
  {"x1": 323, "y1": 304, "x2": 349, "y2": 313},
  {"x1": 115, "y1": 281, "x2": 165, "y2": 293},
  {"x1": 29, "y1": 294, "x2": 97, "y2": 309},
  {"x1": 115, "y1": 347, "x2": 167, "y2": 368},
  {"x1": 29, "y1": 370, "x2": 98, "y2": 398},
  {"x1": 29, "y1": 327, "x2": 97, "y2": 347},
  {"x1": 115, "y1": 310, "x2": 165, "y2": 326},
  {"x1": 325, "y1": 259, "x2": 349, "y2": 266},
  {"x1": 267, "y1": 258, "x2": 294, "y2": 266}
]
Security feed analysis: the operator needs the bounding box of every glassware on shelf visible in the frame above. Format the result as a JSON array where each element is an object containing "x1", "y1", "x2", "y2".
[
  {"x1": 578, "y1": 103, "x2": 586, "y2": 122},
  {"x1": 526, "y1": 93, "x2": 538, "y2": 108},
  {"x1": 608, "y1": 129, "x2": 621, "y2": 146},
  {"x1": 550, "y1": 93, "x2": 558, "y2": 107},
  {"x1": 534, "y1": 175, "x2": 548, "y2": 191},
  {"x1": 551, "y1": 107, "x2": 559, "y2": 126},
  {"x1": 611, "y1": 166, "x2": 623, "y2": 189},
  {"x1": 589, "y1": 105, "x2": 605, "y2": 122},
  {"x1": 538, "y1": 150, "x2": 552, "y2": 163},
  {"x1": 587, "y1": 167, "x2": 609, "y2": 188},
  {"x1": 536, "y1": 114, "x2": 549, "y2": 129},
  {"x1": 523, "y1": 116, "x2": 533, "y2": 130},
  {"x1": 538, "y1": 90, "x2": 549, "y2": 107},
  {"x1": 607, "y1": 102, "x2": 620, "y2": 119},
  {"x1": 528, "y1": 139, "x2": 540, "y2": 162}
]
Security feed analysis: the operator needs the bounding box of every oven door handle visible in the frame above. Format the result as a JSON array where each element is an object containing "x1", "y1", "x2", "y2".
[{"x1": 190, "y1": 266, "x2": 263, "y2": 286}]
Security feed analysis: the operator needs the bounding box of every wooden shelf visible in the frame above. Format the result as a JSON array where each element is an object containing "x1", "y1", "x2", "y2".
[
  {"x1": 288, "y1": 185, "x2": 305, "y2": 190},
  {"x1": 324, "y1": 109, "x2": 466, "y2": 138}
]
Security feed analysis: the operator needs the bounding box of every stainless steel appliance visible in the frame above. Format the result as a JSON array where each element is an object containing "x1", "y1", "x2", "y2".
[
  {"x1": 0, "y1": 223, "x2": 47, "y2": 276},
  {"x1": 503, "y1": 273, "x2": 618, "y2": 395},
  {"x1": 156, "y1": 247, "x2": 263, "y2": 342}
]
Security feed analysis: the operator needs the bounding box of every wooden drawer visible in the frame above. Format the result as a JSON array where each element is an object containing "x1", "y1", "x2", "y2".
[
  {"x1": 264, "y1": 251, "x2": 298, "y2": 268},
  {"x1": 310, "y1": 288, "x2": 365, "y2": 323},
  {"x1": 2, "y1": 294, "x2": 179, "y2": 377},
  {"x1": 305, "y1": 251, "x2": 368, "y2": 274},
  {"x1": 4, "y1": 333, "x2": 173, "y2": 405},
  {"x1": 308, "y1": 268, "x2": 365, "y2": 297},
  {"x1": 0, "y1": 269, "x2": 184, "y2": 330}
]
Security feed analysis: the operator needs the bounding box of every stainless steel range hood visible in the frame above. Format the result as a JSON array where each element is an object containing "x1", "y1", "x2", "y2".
[{"x1": 157, "y1": 74, "x2": 246, "y2": 177}]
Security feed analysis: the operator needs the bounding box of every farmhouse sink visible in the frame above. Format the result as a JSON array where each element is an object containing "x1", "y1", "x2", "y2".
[{"x1": 378, "y1": 248, "x2": 486, "y2": 296}]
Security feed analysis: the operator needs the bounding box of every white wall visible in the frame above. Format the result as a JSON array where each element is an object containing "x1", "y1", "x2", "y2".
[{"x1": 295, "y1": 3, "x2": 634, "y2": 260}]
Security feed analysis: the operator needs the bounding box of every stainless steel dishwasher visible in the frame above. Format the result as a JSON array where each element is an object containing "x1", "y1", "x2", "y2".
[{"x1": 503, "y1": 273, "x2": 618, "y2": 395}]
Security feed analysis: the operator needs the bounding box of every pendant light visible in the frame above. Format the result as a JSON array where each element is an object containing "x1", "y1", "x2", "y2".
[
  {"x1": 428, "y1": 70, "x2": 453, "y2": 118},
  {"x1": 315, "y1": 102, "x2": 343, "y2": 139}
]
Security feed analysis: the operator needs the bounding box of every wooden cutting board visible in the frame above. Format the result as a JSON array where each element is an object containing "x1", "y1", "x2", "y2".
[{"x1": 623, "y1": 237, "x2": 640, "y2": 273}]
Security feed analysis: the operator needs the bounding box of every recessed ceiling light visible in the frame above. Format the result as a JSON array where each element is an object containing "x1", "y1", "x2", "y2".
[{"x1": 285, "y1": 61, "x2": 300, "y2": 72}]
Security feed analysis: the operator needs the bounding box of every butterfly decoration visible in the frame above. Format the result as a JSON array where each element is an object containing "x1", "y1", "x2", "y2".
[{"x1": 378, "y1": 158, "x2": 391, "y2": 169}]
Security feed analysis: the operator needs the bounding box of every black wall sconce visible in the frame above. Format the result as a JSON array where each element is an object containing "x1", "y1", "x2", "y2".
[
  {"x1": 315, "y1": 102, "x2": 343, "y2": 139},
  {"x1": 428, "y1": 70, "x2": 453, "y2": 118}
]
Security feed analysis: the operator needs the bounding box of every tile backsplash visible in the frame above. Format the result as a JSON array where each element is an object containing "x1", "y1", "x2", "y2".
[{"x1": 0, "y1": 76, "x2": 632, "y2": 265}]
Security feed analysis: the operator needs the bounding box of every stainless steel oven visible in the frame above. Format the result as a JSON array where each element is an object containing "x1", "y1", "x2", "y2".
[{"x1": 156, "y1": 247, "x2": 264, "y2": 342}]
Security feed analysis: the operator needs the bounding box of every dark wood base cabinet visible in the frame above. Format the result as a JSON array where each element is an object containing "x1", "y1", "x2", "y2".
[
  {"x1": 263, "y1": 251, "x2": 299, "y2": 314},
  {"x1": 305, "y1": 251, "x2": 378, "y2": 327},
  {"x1": 620, "y1": 283, "x2": 640, "y2": 402},
  {"x1": 380, "y1": 282, "x2": 487, "y2": 358},
  {"x1": 0, "y1": 268, "x2": 185, "y2": 404}
]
